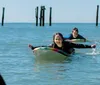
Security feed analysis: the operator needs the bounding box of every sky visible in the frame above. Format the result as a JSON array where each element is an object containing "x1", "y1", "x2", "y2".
[{"x1": 0, "y1": 0, "x2": 100, "y2": 23}]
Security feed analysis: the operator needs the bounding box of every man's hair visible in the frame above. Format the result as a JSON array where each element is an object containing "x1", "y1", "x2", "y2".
[{"x1": 72, "y1": 27, "x2": 78, "y2": 33}]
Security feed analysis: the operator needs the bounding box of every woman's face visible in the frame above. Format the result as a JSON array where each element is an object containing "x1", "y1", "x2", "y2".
[{"x1": 54, "y1": 34, "x2": 63, "y2": 45}]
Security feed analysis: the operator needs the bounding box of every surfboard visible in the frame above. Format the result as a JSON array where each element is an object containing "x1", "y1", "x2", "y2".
[
  {"x1": 72, "y1": 39, "x2": 85, "y2": 42},
  {"x1": 65, "y1": 39, "x2": 87, "y2": 42},
  {"x1": 29, "y1": 46, "x2": 69, "y2": 61}
]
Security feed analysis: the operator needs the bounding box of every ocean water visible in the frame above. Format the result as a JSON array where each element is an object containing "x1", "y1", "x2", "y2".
[{"x1": 0, "y1": 23, "x2": 100, "y2": 85}]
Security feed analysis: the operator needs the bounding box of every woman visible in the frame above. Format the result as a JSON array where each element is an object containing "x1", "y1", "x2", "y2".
[{"x1": 29, "y1": 32, "x2": 96, "y2": 54}]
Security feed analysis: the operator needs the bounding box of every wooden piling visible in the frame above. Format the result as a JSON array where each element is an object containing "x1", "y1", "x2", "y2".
[
  {"x1": 1, "y1": 7, "x2": 5, "y2": 26},
  {"x1": 39, "y1": 6, "x2": 45, "y2": 26},
  {"x1": 35, "y1": 6, "x2": 39, "y2": 26},
  {"x1": 49, "y1": 7, "x2": 52, "y2": 26},
  {"x1": 42, "y1": 6, "x2": 45, "y2": 26},
  {"x1": 96, "y1": 5, "x2": 99, "y2": 26},
  {"x1": 40, "y1": 6, "x2": 42, "y2": 26}
]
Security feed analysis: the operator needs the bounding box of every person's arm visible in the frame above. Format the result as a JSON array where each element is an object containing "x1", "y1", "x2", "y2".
[
  {"x1": 28, "y1": 44, "x2": 52, "y2": 50},
  {"x1": 28, "y1": 44, "x2": 36, "y2": 50},
  {"x1": 70, "y1": 42, "x2": 96, "y2": 48},
  {"x1": 28, "y1": 44, "x2": 48, "y2": 50}
]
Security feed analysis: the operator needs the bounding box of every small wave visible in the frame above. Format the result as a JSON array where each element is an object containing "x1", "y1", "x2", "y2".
[
  {"x1": 85, "y1": 52, "x2": 100, "y2": 55},
  {"x1": 85, "y1": 48, "x2": 100, "y2": 56}
]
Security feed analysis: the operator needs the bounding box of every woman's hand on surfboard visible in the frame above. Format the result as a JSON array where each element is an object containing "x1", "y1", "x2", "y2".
[
  {"x1": 28, "y1": 44, "x2": 35, "y2": 50},
  {"x1": 28, "y1": 44, "x2": 32, "y2": 48}
]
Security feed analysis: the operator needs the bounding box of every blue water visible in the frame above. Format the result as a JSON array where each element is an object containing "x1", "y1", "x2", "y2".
[{"x1": 0, "y1": 23, "x2": 100, "y2": 85}]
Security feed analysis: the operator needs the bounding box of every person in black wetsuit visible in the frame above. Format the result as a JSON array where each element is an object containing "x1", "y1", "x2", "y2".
[
  {"x1": 64, "y1": 27, "x2": 86, "y2": 42},
  {"x1": 29, "y1": 32, "x2": 96, "y2": 54}
]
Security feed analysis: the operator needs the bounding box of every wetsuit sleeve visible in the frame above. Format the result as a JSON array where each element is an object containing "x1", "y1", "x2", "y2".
[
  {"x1": 70, "y1": 42, "x2": 92, "y2": 48},
  {"x1": 29, "y1": 44, "x2": 50, "y2": 50}
]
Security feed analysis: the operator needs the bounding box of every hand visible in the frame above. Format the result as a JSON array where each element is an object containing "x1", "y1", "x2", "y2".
[
  {"x1": 91, "y1": 44, "x2": 96, "y2": 48},
  {"x1": 28, "y1": 44, "x2": 32, "y2": 48}
]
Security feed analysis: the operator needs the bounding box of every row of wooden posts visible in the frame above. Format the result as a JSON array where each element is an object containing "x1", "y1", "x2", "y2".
[
  {"x1": 35, "y1": 6, "x2": 52, "y2": 26},
  {"x1": 1, "y1": 5, "x2": 99, "y2": 26},
  {"x1": 1, "y1": 6, "x2": 52, "y2": 26}
]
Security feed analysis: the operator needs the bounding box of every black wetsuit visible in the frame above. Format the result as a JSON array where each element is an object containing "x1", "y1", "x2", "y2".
[
  {"x1": 65, "y1": 34, "x2": 86, "y2": 41},
  {"x1": 51, "y1": 41, "x2": 92, "y2": 54}
]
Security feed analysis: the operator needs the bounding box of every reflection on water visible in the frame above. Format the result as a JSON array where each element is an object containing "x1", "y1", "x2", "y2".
[{"x1": 33, "y1": 59, "x2": 71, "y2": 83}]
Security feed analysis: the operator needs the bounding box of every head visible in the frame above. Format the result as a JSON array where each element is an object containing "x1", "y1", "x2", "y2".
[
  {"x1": 53, "y1": 32, "x2": 64, "y2": 45},
  {"x1": 72, "y1": 27, "x2": 79, "y2": 36}
]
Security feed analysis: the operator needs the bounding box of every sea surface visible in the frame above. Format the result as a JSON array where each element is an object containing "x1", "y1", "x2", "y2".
[{"x1": 0, "y1": 23, "x2": 100, "y2": 85}]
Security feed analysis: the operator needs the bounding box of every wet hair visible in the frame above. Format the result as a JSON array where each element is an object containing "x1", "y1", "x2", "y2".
[
  {"x1": 52, "y1": 32, "x2": 64, "y2": 48},
  {"x1": 72, "y1": 27, "x2": 79, "y2": 33}
]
